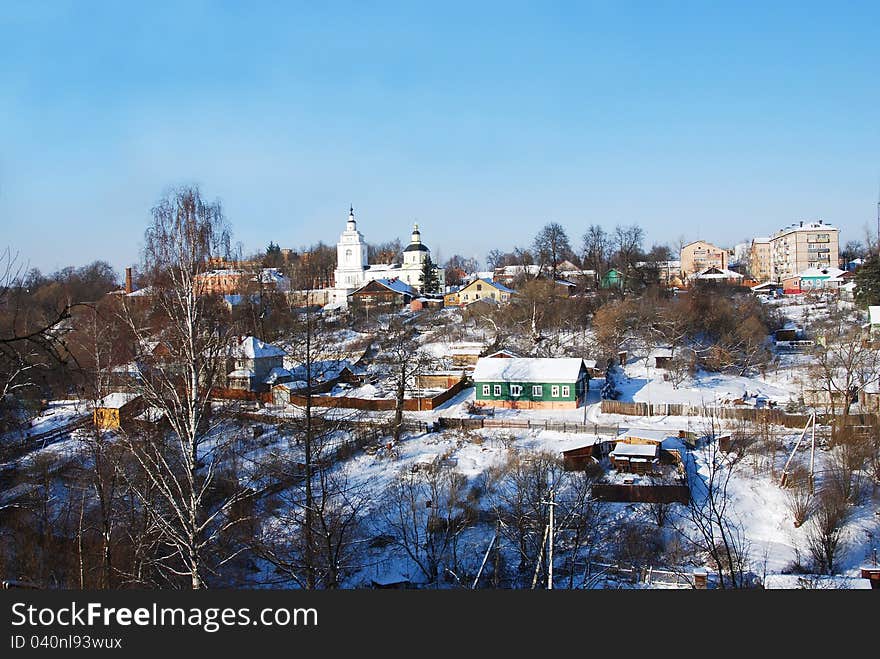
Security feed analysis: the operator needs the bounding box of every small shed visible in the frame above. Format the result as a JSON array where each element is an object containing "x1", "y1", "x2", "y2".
[
  {"x1": 562, "y1": 443, "x2": 602, "y2": 471},
  {"x1": 94, "y1": 393, "x2": 144, "y2": 430},
  {"x1": 649, "y1": 347, "x2": 674, "y2": 369},
  {"x1": 450, "y1": 342, "x2": 487, "y2": 367},
  {"x1": 609, "y1": 442, "x2": 659, "y2": 473},
  {"x1": 617, "y1": 429, "x2": 670, "y2": 446}
]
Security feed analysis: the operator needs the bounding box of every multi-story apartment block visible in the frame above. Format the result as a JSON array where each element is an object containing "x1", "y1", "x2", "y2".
[
  {"x1": 680, "y1": 240, "x2": 728, "y2": 277},
  {"x1": 749, "y1": 237, "x2": 772, "y2": 282},
  {"x1": 769, "y1": 220, "x2": 839, "y2": 287}
]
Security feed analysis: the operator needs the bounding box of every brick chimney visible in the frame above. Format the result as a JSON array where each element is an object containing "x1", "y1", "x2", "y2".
[{"x1": 125, "y1": 267, "x2": 133, "y2": 294}]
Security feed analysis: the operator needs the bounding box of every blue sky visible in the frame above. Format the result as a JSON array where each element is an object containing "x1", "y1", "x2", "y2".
[{"x1": 2, "y1": 1, "x2": 878, "y2": 276}]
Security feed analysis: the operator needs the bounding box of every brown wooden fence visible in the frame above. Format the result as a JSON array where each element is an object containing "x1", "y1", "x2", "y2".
[
  {"x1": 438, "y1": 417, "x2": 622, "y2": 436},
  {"x1": 287, "y1": 379, "x2": 468, "y2": 412},
  {"x1": 600, "y1": 400, "x2": 819, "y2": 428},
  {"x1": 592, "y1": 482, "x2": 690, "y2": 504}
]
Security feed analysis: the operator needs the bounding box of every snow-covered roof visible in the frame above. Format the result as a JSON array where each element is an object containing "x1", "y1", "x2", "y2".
[
  {"x1": 370, "y1": 278, "x2": 418, "y2": 296},
  {"x1": 689, "y1": 266, "x2": 743, "y2": 281},
  {"x1": 868, "y1": 306, "x2": 880, "y2": 325},
  {"x1": 618, "y1": 429, "x2": 671, "y2": 444},
  {"x1": 274, "y1": 380, "x2": 309, "y2": 391},
  {"x1": 263, "y1": 366, "x2": 292, "y2": 385},
  {"x1": 96, "y1": 392, "x2": 141, "y2": 409},
  {"x1": 772, "y1": 220, "x2": 838, "y2": 236},
  {"x1": 798, "y1": 266, "x2": 845, "y2": 280},
  {"x1": 484, "y1": 349, "x2": 521, "y2": 359},
  {"x1": 648, "y1": 347, "x2": 674, "y2": 359},
  {"x1": 133, "y1": 407, "x2": 166, "y2": 423},
  {"x1": 467, "y1": 278, "x2": 515, "y2": 294},
  {"x1": 610, "y1": 442, "x2": 659, "y2": 458},
  {"x1": 449, "y1": 342, "x2": 485, "y2": 355},
  {"x1": 127, "y1": 286, "x2": 154, "y2": 297},
  {"x1": 751, "y1": 281, "x2": 780, "y2": 291},
  {"x1": 231, "y1": 336, "x2": 286, "y2": 359},
  {"x1": 472, "y1": 357, "x2": 588, "y2": 383},
  {"x1": 227, "y1": 368, "x2": 256, "y2": 378}
]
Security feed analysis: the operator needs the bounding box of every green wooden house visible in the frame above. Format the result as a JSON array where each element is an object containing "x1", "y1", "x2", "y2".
[
  {"x1": 600, "y1": 268, "x2": 624, "y2": 289},
  {"x1": 472, "y1": 357, "x2": 591, "y2": 409}
]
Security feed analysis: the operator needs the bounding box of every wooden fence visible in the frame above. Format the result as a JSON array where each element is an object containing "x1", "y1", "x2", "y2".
[
  {"x1": 287, "y1": 379, "x2": 469, "y2": 413},
  {"x1": 599, "y1": 400, "x2": 820, "y2": 428},
  {"x1": 438, "y1": 417, "x2": 622, "y2": 436},
  {"x1": 592, "y1": 482, "x2": 690, "y2": 504}
]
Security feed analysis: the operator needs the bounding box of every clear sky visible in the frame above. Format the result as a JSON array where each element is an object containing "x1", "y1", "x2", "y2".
[{"x1": 2, "y1": 1, "x2": 878, "y2": 276}]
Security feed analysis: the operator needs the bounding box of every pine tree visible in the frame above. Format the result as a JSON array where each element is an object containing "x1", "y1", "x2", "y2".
[
  {"x1": 854, "y1": 256, "x2": 880, "y2": 307},
  {"x1": 264, "y1": 241, "x2": 283, "y2": 268},
  {"x1": 421, "y1": 255, "x2": 440, "y2": 294}
]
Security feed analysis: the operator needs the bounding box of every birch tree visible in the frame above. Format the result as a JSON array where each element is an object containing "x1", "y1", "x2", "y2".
[{"x1": 118, "y1": 186, "x2": 248, "y2": 589}]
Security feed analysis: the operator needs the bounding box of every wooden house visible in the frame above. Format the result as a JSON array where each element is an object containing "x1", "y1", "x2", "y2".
[
  {"x1": 93, "y1": 393, "x2": 145, "y2": 430},
  {"x1": 472, "y1": 357, "x2": 590, "y2": 409},
  {"x1": 600, "y1": 268, "x2": 624, "y2": 289},
  {"x1": 348, "y1": 278, "x2": 418, "y2": 314},
  {"x1": 226, "y1": 336, "x2": 289, "y2": 393},
  {"x1": 445, "y1": 278, "x2": 514, "y2": 307}
]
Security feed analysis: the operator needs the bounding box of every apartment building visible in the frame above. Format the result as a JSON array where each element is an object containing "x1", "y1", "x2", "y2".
[
  {"x1": 680, "y1": 240, "x2": 728, "y2": 277},
  {"x1": 749, "y1": 237, "x2": 772, "y2": 282},
  {"x1": 769, "y1": 220, "x2": 839, "y2": 285}
]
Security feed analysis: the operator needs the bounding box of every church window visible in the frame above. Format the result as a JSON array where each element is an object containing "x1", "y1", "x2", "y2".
[{"x1": 345, "y1": 249, "x2": 352, "y2": 262}]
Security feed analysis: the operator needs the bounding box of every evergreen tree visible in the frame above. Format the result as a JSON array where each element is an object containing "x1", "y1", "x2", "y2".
[
  {"x1": 854, "y1": 256, "x2": 880, "y2": 307},
  {"x1": 420, "y1": 255, "x2": 440, "y2": 294},
  {"x1": 264, "y1": 241, "x2": 283, "y2": 268}
]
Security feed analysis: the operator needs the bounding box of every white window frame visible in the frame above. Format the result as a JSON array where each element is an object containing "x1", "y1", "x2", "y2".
[
  {"x1": 482, "y1": 384, "x2": 490, "y2": 396},
  {"x1": 562, "y1": 385, "x2": 570, "y2": 398},
  {"x1": 532, "y1": 385, "x2": 543, "y2": 397},
  {"x1": 510, "y1": 384, "x2": 522, "y2": 397},
  {"x1": 493, "y1": 384, "x2": 501, "y2": 397},
  {"x1": 551, "y1": 385, "x2": 560, "y2": 398}
]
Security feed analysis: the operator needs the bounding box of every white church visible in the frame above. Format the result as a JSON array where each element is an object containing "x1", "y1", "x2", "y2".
[{"x1": 329, "y1": 207, "x2": 445, "y2": 306}]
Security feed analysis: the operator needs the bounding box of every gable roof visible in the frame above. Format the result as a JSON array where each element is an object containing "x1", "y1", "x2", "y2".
[
  {"x1": 351, "y1": 278, "x2": 418, "y2": 297},
  {"x1": 472, "y1": 357, "x2": 587, "y2": 383},
  {"x1": 484, "y1": 349, "x2": 521, "y2": 359},
  {"x1": 461, "y1": 278, "x2": 515, "y2": 295},
  {"x1": 690, "y1": 266, "x2": 743, "y2": 280},
  {"x1": 96, "y1": 392, "x2": 142, "y2": 409},
  {"x1": 798, "y1": 266, "x2": 845, "y2": 280},
  {"x1": 231, "y1": 336, "x2": 286, "y2": 359}
]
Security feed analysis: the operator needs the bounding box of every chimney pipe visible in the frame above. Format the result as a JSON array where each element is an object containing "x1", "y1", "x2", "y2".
[
  {"x1": 799, "y1": 221, "x2": 803, "y2": 227},
  {"x1": 125, "y1": 267, "x2": 133, "y2": 294}
]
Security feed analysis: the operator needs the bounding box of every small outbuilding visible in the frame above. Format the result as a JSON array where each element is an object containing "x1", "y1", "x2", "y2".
[{"x1": 93, "y1": 393, "x2": 144, "y2": 430}]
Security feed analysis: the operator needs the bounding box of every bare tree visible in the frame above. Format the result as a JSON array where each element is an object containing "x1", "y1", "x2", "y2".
[
  {"x1": 380, "y1": 465, "x2": 472, "y2": 584},
  {"x1": 810, "y1": 317, "x2": 879, "y2": 422},
  {"x1": 117, "y1": 186, "x2": 249, "y2": 589},
  {"x1": 376, "y1": 317, "x2": 434, "y2": 444},
  {"x1": 532, "y1": 223, "x2": 573, "y2": 281},
  {"x1": 806, "y1": 486, "x2": 850, "y2": 574},
  {"x1": 679, "y1": 419, "x2": 751, "y2": 588},
  {"x1": 581, "y1": 225, "x2": 610, "y2": 274}
]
